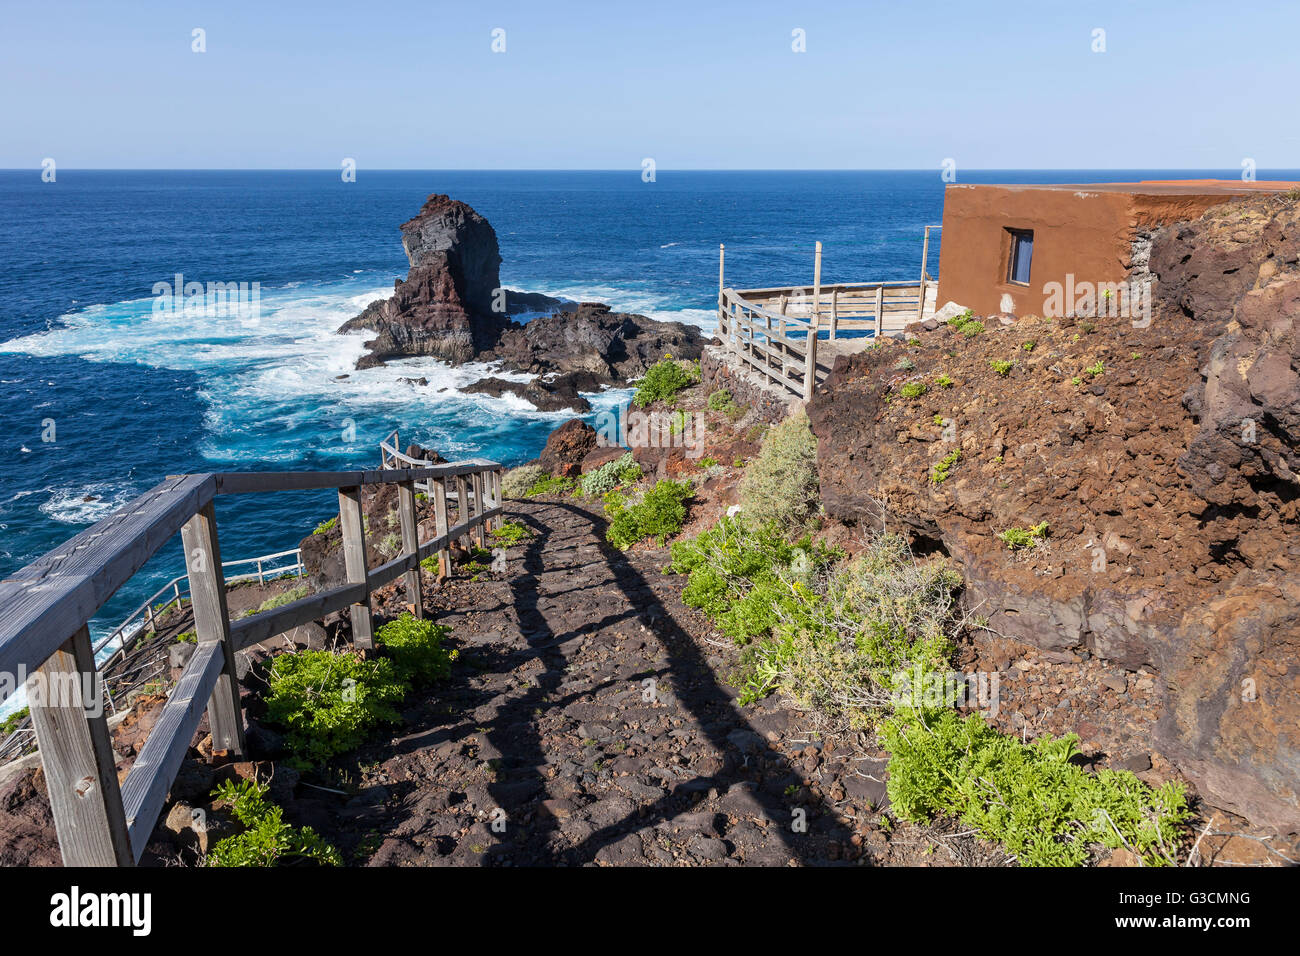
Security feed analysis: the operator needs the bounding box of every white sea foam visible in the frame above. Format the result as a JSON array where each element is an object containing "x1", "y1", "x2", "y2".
[{"x1": 39, "y1": 482, "x2": 137, "y2": 525}]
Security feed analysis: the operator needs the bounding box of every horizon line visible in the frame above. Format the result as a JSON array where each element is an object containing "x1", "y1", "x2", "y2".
[{"x1": 4, "y1": 166, "x2": 1296, "y2": 174}]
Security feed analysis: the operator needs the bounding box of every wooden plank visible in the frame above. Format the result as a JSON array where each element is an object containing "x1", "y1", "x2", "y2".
[
  {"x1": 812, "y1": 240, "x2": 822, "y2": 339},
  {"x1": 27, "y1": 625, "x2": 133, "y2": 866},
  {"x1": 803, "y1": 326, "x2": 818, "y2": 403},
  {"x1": 397, "y1": 479, "x2": 423, "y2": 619},
  {"x1": 179, "y1": 502, "x2": 245, "y2": 756},
  {"x1": 212, "y1": 461, "x2": 497, "y2": 495},
  {"x1": 229, "y1": 582, "x2": 366, "y2": 650},
  {"x1": 432, "y1": 476, "x2": 450, "y2": 581},
  {"x1": 0, "y1": 474, "x2": 215, "y2": 681},
  {"x1": 875, "y1": 286, "x2": 885, "y2": 338},
  {"x1": 337, "y1": 486, "x2": 374, "y2": 649},
  {"x1": 119, "y1": 641, "x2": 223, "y2": 860},
  {"x1": 456, "y1": 475, "x2": 471, "y2": 549}
]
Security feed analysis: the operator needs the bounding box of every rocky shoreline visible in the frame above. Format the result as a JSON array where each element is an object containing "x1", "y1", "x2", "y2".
[{"x1": 338, "y1": 194, "x2": 705, "y2": 411}]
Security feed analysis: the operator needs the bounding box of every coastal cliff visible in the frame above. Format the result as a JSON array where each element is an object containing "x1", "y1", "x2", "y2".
[{"x1": 807, "y1": 193, "x2": 1300, "y2": 831}]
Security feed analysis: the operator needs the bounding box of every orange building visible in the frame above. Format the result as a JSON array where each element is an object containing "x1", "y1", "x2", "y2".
[{"x1": 935, "y1": 180, "x2": 1300, "y2": 319}]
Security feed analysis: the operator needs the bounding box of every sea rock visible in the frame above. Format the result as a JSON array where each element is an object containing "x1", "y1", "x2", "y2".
[
  {"x1": 339, "y1": 195, "x2": 703, "y2": 378},
  {"x1": 398, "y1": 192, "x2": 502, "y2": 316},
  {"x1": 462, "y1": 371, "x2": 603, "y2": 413},
  {"x1": 482, "y1": 302, "x2": 704, "y2": 382}
]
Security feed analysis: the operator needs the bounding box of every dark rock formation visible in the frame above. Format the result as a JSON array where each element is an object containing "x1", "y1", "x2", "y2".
[
  {"x1": 482, "y1": 302, "x2": 704, "y2": 383},
  {"x1": 462, "y1": 370, "x2": 606, "y2": 414},
  {"x1": 340, "y1": 195, "x2": 512, "y2": 368},
  {"x1": 338, "y1": 195, "x2": 705, "y2": 407},
  {"x1": 808, "y1": 193, "x2": 1300, "y2": 831}
]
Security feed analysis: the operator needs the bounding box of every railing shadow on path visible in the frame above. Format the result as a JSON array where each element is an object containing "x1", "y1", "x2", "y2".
[{"x1": 476, "y1": 498, "x2": 858, "y2": 866}]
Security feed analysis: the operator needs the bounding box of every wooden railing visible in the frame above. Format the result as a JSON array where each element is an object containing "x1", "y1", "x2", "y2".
[
  {"x1": 715, "y1": 234, "x2": 939, "y2": 400},
  {"x1": 0, "y1": 456, "x2": 503, "y2": 866},
  {"x1": 0, "y1": 547, "x2": 305, "y2": 763}
]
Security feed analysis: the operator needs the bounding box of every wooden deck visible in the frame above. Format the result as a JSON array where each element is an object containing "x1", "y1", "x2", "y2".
[{"x1": 715, "y1": 237, "x2": 940, "y2": 401}]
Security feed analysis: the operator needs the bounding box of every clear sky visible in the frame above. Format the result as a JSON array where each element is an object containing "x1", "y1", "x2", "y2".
[{"x1": 2, "y1": 0, "x2": 1297, "y2": 170}]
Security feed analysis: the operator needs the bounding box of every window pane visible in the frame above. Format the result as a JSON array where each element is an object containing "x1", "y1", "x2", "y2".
[{"x1": 1011, "y1": 233, "x2": 1033, "y2": 284}]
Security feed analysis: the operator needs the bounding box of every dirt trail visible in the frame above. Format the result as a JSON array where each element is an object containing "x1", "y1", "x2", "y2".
[{"x1": 307, "y1": 497, "x2": 979, "y2": 867}]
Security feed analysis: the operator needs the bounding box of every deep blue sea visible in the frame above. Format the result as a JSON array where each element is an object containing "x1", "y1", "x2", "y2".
[{"x1": 0, "y1": 168, "x2": 1283, "y2": 713}]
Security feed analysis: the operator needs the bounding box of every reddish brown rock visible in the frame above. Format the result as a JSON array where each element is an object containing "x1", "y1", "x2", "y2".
[{"x1": 538, "y1": 419, "x2": 597, "y2": 476}]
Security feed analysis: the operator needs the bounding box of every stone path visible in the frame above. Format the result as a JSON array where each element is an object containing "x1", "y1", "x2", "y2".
[{"x1": 301, "y1": 497, "x2": 972, "y2": 867}]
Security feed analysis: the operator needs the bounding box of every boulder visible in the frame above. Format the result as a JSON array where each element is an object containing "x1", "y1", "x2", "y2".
[{"x1": 538, "y1": 419, "x2": 597, "y2": 476}]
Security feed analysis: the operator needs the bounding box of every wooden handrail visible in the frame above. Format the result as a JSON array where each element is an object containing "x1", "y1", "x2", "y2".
[{"x1": 0, "y1": 454, "x2": 505, "y2": 866}]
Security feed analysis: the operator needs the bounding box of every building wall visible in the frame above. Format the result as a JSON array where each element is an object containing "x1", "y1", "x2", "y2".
[{"x1": 934, "y1": 183, "x2": 1289, "y2": 318}]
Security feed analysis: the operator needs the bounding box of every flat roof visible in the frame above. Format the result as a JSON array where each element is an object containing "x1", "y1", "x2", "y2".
[{"x1": 948, "y1": 179, "x2": 1300, "y2": 195}]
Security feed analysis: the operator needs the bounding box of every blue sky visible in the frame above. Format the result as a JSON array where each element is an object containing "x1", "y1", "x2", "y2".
[{"x1": 2, "y1": 0, "x2": 1297, "y2": 170}]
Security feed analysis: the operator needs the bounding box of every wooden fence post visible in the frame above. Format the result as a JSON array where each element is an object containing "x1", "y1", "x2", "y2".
[
  {"x1": 471, "y1": 471, "x2": 486, "y2": 549},
  {"x1": 717, "y1": 243, "x2": 725, "y2": 317},
  {"x1": 812, "y1": 241, "x2": 823, "y2": 333},
  {"x1": 803, "y1": 326, "x2": 818, "y2": 403},
  {"x1": 397, "y1": 479, "x2": 423, "y2": 620},
  {"x1": 27, "y1": 625, "x2": 133, "y2": 866},
  {"x1": 433, "y1": 476, "x2": 450, "y2": 581},
  {"x1": 338, "y1": 486, "x2": 374, "y2": 649},
  {"x1": 875, "y1": 285, "x2": 885, "y2": 339},
  {"x1": 829, "y1": 288, "x2": 839, "y2": 340},
  {"x1": 181, "y1": 502, "x2": 247, "y2": 756}
]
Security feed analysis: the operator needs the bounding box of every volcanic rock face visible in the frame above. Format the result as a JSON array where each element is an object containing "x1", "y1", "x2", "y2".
[
  {"x1": 399, "y1": 193, "x2": 502, "y2": 316},
  {"x1": 340, "y1": 195, "x2": 510, "y2": 368},
  {"x1": 809, "y1": 194, "x2": 1300, "y2": 830}
]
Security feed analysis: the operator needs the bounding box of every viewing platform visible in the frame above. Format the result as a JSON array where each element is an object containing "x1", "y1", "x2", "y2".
[{"x1": 716, "y1": 234, "x2": 940, "y2": 401}]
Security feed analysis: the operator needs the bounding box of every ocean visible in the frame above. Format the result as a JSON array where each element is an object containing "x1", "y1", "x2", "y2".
[{"x1": 0, "y1": 168, "x2": 1282, "y2": 713}]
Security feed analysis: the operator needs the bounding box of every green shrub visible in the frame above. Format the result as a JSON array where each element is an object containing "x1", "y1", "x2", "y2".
[
  {"x1": 502, "y1": 464, "x2": 547, "y2": 499},
  {"x1": 737, "y1": 410, "x2": 819, "y2": 534},
  {"x1": 242, "y1": 584, "x2": 311, "y2": 619},
  {"x1": 580, "y1": 452, "x2": 642, "y2": 497},
  {"x1": 961, "y1": 321, "x2": 985, "y2": 338},
  {"x1": 935, "y1": 373, "x2": 954, "y2": 388},
  {"x1": 264, "y1": 650, "x2": 408, "y2": 768},
  {"x1": 899, "y1": 382, "x2": 927, "y2": 399},
  {"x1": 946, "y1": 309, "x2": 974, "y2": 328},
  {"x1": 930, "y1": 449, "x2": 961, "y2": 483},
  {"x1": 489, "y1": 519, "x2": 532, "y2": 547},
  {"x1": 632, "y1": 358, "x2": 700, "y2": 408},
  {"x1": 707, "y1": 389, "x2": 740, "y2": 415},
  {"x1": 207, "y1": 779, "x2": 341, "y2": 867},
  {"x1": 375, "y1": 613, "x2": 455, "y2": 687},
  {"x1": 604, "y1": 479, "x2": 693, "y2": 549},
  {"x1": 176, "y1": 630, "x2": 197, "y2": 643},
  {"x1": 312, "y1": 517, "x2": 337, "y2": 535},
  {"x1": 989, "y1": 359, "x2": 1015, "y2": 377},
  {"x1": 672, "y1": 526, "x2": 954, "y2": 718},
  {"x1": 697, "y1": 456, "x2": 719, "y2": 469},
  {"x1": 669, "y1": 517, "x2": 840, "y2": 646},
  {"x1": 1085, "y1": 360, "x2": 1105, "y2": 377},
  {"x1": 997, "y1": 521, "x2": 1049, "y2": 550},
  {"x1": 882, "y1": 710, "x2": 1189, "y2": 866},
  {"x1": 1021, "y1": 340, "x2": 1036, "y2": 352},
  {"x1": 0, "y1": 707, "x2": 29, "y2": 737},
  {"x1": 525, "y1": 474, "x2": 576, "y2": 497}
]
